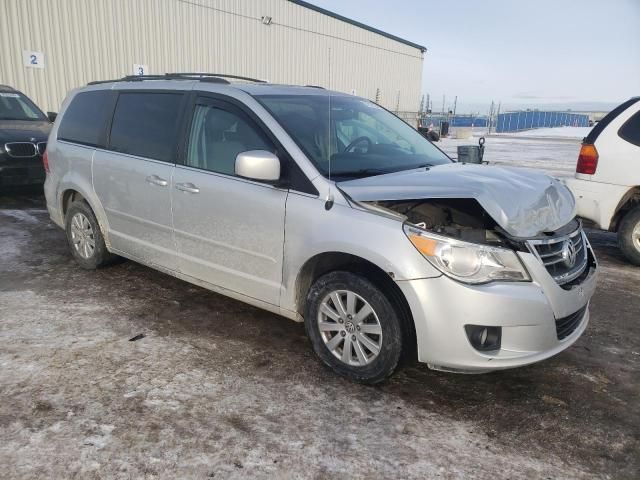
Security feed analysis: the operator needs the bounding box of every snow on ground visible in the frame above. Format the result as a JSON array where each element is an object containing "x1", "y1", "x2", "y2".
[
  {"x1": 494, "y1": 126, "x2": 592, "y2": 139},
  {"x1": 2, "y1": 201, "x2": 639, "y2": 479},
  {"x1": 438, "y1": 132, "x2": 582, "y2": 179}
]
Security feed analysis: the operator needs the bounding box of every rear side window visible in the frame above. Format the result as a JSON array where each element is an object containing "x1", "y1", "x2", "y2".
[
  {"x1": 618, "y1": 110, "x2": 640, "y2": 147},
  {"x1": 585, "y1": 97, "x2": 640, "y2": 144},
  {"x1": 58, "y1": 91, "x2": 114, "y2": 147},
  {"x1": 109, "y1": 92, "x2": 183, "y2": 162}
]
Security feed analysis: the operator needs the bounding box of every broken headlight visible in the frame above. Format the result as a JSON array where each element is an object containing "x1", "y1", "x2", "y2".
[{"x1": 403, "y1": 224, "x2": 530, "y2": 284}]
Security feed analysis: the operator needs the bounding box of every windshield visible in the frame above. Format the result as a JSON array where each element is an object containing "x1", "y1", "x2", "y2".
[
  {"x1": 0, "y1": 92, "x2": 47, "y2": 121},
  {"x1": 256, "y1": 94, "x2": 451, "y2": 180}
]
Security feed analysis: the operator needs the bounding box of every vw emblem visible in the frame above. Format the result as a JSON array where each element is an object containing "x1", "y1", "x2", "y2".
[{"x1": 561, "y1": 239, "x2": 577, "y2": 268}]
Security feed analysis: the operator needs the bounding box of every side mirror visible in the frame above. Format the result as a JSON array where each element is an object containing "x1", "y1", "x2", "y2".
[
  {"x1": 47, "y1": 111, "x2": 57, "y2": 123},
  {"x1": 235, "y1": 150, "x2": 280, "y2": 182}
]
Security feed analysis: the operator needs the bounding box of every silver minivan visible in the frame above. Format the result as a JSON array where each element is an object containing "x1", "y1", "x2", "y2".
[{"x1": 44, "y1": 74, "x2": 597, "y2": 383}]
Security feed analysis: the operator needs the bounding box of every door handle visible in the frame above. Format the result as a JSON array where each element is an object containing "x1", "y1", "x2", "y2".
[
  {"x1": 175, "y1": 182, "x2": 200, "y2": 194},
  {"x1": 146, "y1": 175, "x2": 168, "y2": 187}
]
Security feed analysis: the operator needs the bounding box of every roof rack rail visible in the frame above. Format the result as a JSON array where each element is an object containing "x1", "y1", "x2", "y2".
[
  {"x1": 87, "y1": 73, "x2": 267, "y2": 86},
  {"x1": 166, "y1": 73, "x2": 267, "y2": 83},
  {"x1": 305, "y1": 85, "x2": 325, "y2": 89}
]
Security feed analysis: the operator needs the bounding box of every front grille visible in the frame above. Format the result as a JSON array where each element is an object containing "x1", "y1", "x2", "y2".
[
  {"x1": 37, "y1": 142, "x2": 47, "y2": 155},
  {"x1": 5, "y1": 142, "x2": 37, "y2": 158},
  {"x1": 555, "y1": 305, "x2": 587, "y2": 340},
  {"x1": 527, "y1": 227, "x2": 588, "y2": 285}
]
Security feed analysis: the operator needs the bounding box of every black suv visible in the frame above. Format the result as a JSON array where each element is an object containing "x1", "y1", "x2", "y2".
[{"x1": 0, "y1": 85, "x2": 54, "y2": 187}]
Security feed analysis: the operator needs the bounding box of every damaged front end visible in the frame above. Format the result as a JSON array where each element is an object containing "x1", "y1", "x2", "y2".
[
  {"x1": 361, "y1": 198, "x2": 533, "y2": 284},
  {"x1": 376, "y1": 198, "x2": 519, "y2": 249},
  {"x1": 337, "y1": 163, "x2": 593, "y2": 287},
  {"x1": 356, "y1": 196, "x2": 595, "y2": 289}
]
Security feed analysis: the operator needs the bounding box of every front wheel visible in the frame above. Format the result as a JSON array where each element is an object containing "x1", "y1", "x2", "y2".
[
  {"x1": 618, "y1": 205, "x2": 640, "y2": 265},
  {"x1": 304, "y1": 271, "x2": 404, "y2": 384}
]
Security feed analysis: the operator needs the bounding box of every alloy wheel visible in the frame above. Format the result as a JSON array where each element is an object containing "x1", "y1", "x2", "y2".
[
  {"x1": 317, "y1": 290, "x2": 383, "y2": 366},
  {"x1": 70, "y1": 212, "x2": 95, "y2": 259},
  {"x1": 633, "y1": 222, "x2": 640, "y2": 252}
]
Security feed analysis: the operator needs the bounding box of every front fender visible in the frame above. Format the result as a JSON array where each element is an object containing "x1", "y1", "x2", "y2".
[{"x1": 280, "y1": 192, "x2": 441, "y2": 312}]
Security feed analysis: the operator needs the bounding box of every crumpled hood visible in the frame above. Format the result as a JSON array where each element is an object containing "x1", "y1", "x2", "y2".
[
  {"x1": 0, "y1": 120, "x2": 51, "y2": 143},
  {"x1": 337, "y1": 162, "x2": 576, "y2": 238}
]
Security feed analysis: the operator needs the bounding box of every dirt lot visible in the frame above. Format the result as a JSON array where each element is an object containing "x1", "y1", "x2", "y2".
[{"x1": 1, "y1": 182, "x2": 639, "y2": 478}]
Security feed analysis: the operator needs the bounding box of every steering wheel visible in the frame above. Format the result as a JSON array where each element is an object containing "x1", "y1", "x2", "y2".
[{"x1": 344, "y1": 136, "x2": 372, "y2": 153}]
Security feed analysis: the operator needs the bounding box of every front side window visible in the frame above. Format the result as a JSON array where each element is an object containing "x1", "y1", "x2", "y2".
[
  {"x1": 185, "y1": 103, "x2": 272, "y2": 175},
  {"x1": 109, "y1": 92, "x2": 183, "y2": 162},
  {"x1": 256, "y1": 94, "x2": 451, "y2": 180}
]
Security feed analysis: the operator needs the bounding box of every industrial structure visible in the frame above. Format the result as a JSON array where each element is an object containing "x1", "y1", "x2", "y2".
[
  {"x1": 496, "y1": 111, "x2": 589, "y2": 133},
  {"x1": 0, "y1": 0, "x2": 425, "y2": 122}
]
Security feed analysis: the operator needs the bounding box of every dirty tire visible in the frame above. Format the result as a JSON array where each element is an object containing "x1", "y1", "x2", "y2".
[
  {"x1": 65, "y1": 200, "x2": 117, "y2": 269},
  {"x1": 304, "y1": 271, "x2": 403, "y2": 384},
  {"x1": 618, "y1": 205, "x2": 640, "y2": 265}
]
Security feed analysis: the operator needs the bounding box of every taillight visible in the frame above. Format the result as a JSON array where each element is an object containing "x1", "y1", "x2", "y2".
[
  {"x1": 42, "y1": 150, "x2": 50, "y2": 173},
  {"x1": 576, "y1": 143, "x2": 598, "y2": 174}
]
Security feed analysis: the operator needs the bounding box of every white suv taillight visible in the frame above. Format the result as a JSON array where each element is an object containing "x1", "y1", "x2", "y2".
[{"x1": 576, "y1": 143, "x2": 598, "y2": 175}]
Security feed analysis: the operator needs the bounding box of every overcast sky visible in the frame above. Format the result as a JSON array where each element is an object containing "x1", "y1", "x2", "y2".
[{"x1": 312, "y1": 0, "x2": 640, "y2": 113}]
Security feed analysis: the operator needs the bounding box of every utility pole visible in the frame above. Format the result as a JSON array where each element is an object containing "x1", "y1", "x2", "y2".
[
  {"x1": 452, "y1": 95, "x2": 458, "y2": 120},
  {"x1": 488, "y1": 101, "x2": 495, "y2": 134},
  {"x1": 441, "y1": 95, "x2": 446, "y2": 115},
  {"x1": 496, "y1": 101, "x2": 502, "y2": 133}
]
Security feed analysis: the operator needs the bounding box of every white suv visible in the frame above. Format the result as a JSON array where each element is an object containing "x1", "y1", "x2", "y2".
[{"x1": 565, "y1": 97, "x2": 640, "y2": 264}]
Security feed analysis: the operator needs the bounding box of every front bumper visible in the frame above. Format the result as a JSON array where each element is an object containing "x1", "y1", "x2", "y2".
[
  {"x1": 0, "y1": 158, "x2": 45, "y2": 186},
  {"x1": 398, "y1": 247, "x2": 597, "y2": 372}
]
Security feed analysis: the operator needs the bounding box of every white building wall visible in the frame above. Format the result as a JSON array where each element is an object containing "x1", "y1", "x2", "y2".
[{"x1": 0, "y1": 0, "x2": 424, "y2": 116}]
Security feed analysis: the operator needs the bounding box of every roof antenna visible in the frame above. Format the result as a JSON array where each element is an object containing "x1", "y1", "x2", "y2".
[{"x1": 326, "y1": 50, "x2": 333, "y2": 211}]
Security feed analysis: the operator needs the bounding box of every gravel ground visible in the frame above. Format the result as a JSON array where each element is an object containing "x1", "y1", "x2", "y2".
[{"x1": 1, "y1": 136, "x2": 639, "y2": 479}]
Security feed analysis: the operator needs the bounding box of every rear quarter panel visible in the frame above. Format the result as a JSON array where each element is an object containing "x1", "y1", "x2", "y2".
[
  {"x1": 592, "y1": 102, "x2": 640, "y2": 186},
  {"x1": 45, "y1": 87, "x2": 112, "y2": 240}
]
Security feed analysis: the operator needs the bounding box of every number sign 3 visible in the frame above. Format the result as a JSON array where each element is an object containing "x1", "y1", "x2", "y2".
[{"x1": 133, "y1": 64, "x2": 149, "y2": 76}]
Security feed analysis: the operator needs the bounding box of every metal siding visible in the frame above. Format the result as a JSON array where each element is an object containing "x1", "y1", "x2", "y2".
[
  {"x1": 495, "y1": 111, "x2": 590, "y2": 133},
  {"x1": 0, "y1": 0, "x2": 424, "y2": 115}
]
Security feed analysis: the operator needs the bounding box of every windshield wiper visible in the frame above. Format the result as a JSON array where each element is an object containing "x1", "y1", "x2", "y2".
[
  {"x1": 0, "y1": 117, "x2": 41, "y2": 121},
  {"x1": 412, "y1": 163, "x2": 435, "y2": 169},
  {"x1": 331, "y1": 168, "x2": 390, "y2": 179}
]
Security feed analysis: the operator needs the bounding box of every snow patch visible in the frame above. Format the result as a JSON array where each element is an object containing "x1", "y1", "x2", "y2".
[
  {"x1": 496, "y1": 126, "x2": 592, "y2": 139},
  {"x1": 0, "y1": 209, "x2": 45, "y2": 224}
]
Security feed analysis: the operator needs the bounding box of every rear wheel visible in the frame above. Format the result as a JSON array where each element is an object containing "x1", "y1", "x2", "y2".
[
  {"x1": 65, "y1": 201, "x2": 117, "y2": 269},
  {"x1": 304, "y1": 271, "x2": 404, "y2": 384},
  {"x1": 618, "y1": 205, "x2": 640, "y2": 265}
]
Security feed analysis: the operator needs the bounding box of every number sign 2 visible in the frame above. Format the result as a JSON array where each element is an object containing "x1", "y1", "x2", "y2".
[{"x1": 23, "y1": 50, "x2": 45, "y2": 69}]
